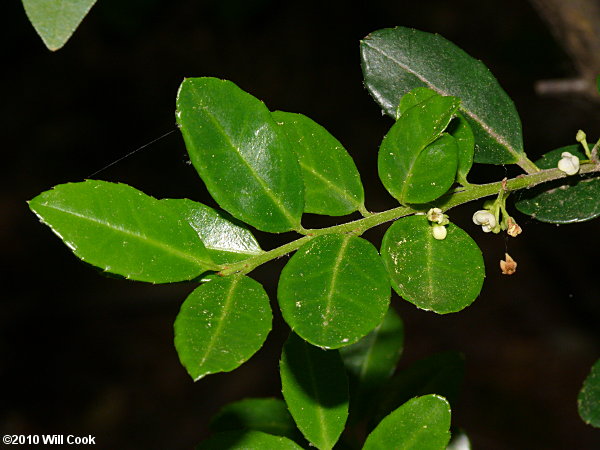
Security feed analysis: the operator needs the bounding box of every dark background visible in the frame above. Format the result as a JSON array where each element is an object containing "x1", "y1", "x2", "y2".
[{"x1": 2, "y1": 0, "x2": 600, "y2": 448}]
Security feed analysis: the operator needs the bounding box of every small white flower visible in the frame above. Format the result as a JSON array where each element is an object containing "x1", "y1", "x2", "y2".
[
  {"x1": 472, "y1": 210, "x2": 496, "y2": 233},
  {"x1": 557, "y1": 151, "x2": 580, "y2": 175},
  {"x1": 426, "y1": 207, "x2": 444, "y2": 224},
  {"x1": 431, "y1": 225, "x2": 447, "y2": 240}
]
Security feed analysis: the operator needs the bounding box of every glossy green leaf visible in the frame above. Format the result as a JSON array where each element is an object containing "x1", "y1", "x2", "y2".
[
  {"x1": 397, "y1": 88, "x2": 474, "y2": 186},
  {"x1": 363, "y1": 395, "x2": 451, "y2": 450},
  {"x1": 28, "y1": 180, "x2": 216, "y2": 283},
  {"x1": 361, "y1": 26, "x2": 526, "y2": 165},
  {"x1": 381, "y1": 215, "x2": 484, "y2": 314},
  {"x1": 373, "y1": 352, "x2": 465, "y2": 425},
  {"x1": 22, "y1": 0, "x2": 97, "y2": 51},
  {"x1": 340, "y1": 308, "x2": 403, "y2": 421},
  {"x1": 174, "y1": 275, "x2": 272, "y2": 381},
  {"x1": 176, "y1": 77, "x2": 304, "y2": 233},
  {"x1": 197, "y1": 430, "x2": 303, "y2": 450},
  {"x1": 280, "y1": 333, "x2": 348, "y2": 450},
  {"x1": 162, "y1": 198, "x2": 262, "y2": 265},
  {"x1": 210, "y1": 398, "x2": 303, "y2": 443},
  {"x1": 578, "y1": 358, "x2": 600, "y2": 428},
  {"x1": 515, "y1": 145, "x2": 600, "y2": 223},
  {"x1": 597, "y1": 74, "x2": 600, "y2": 93},
  {"x1": 272, "y1": 111, "x2": 364, "y2": 216},
  {"x1": 378, "y1": 95, "x2": 460, "y2": 204},
  {"x1": 278, "y1": 234, "x2": 390, "y2": 349}
]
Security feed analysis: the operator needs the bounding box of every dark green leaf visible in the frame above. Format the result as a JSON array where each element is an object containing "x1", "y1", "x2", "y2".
[
  {"x1": 578, "y1": 358, "x2": 600, "y2": 428},
  {"x1": 363, "y1": 395, "x2": 451, "y2": 450},
  {"x1": 381, "y1": 216, "x2": 484, "y2": 314},
  {"x1": 162, "y1": 198, "x2": 262, "y2": 265},
  {"x1": 515, "y1": 145, "x2": 600, "y2": 223},
  {"x1": 28, "y1": 180, "x2": 216, "y2": 283},
  {"x1": 397, "y1": 88, "x2": 474, "y2": 185},
  {"x1": 272, "y1": 111, "x2": 365, "y2": 216},
  {"x1": 361, "y1": 27, "x2": 526, "y2": 165},
  {"x1": 378, "y1": 95, "x2": 460, "y2": 204},
  {"x1": 176, "y1": 77, "x2": 304, "y2": 233},
  {"x1": 278, "y1": 234, "x2": 390, "y2": 349},
  {"x1": 340, "y1": 308, "x2": 404, "y2": 421},
  {"x1": 174, "y1": 275, "x2": 271, "y2": 380},
  {"x1": 280, "y1": 333, "x2": 348, "y2": 450},
  {"x1": 196, "y1": 430, "x2": 303, "y2": 450},
  {"x1": 210, "y1": 398, "x2": 303, "y2": 443},
  {"x1": 373, "y1": 352, "x2": 465, "y2": 425},
  {"x1": 22, "y1": 0, "x2": 97, "y2": 51}
]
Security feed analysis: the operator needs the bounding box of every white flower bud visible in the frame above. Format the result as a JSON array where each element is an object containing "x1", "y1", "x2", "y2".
[
  {"x1": 472, "y1": 210, "x2": 496, "y2": 233},
  {"x1": 557, "y1": 152, "x2": 580, "y2": 176},
  {"x1": 432, "y1": 225, "x2": 447, "y2": 240}
]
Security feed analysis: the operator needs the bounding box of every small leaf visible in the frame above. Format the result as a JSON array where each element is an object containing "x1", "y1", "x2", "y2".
[
  {"x1": 378, "y1": 94, "x2": 460, "y2": 204},
  {"x1": 272, "y1": 111, "x2": 365, "y2": 216},
  {"x1": 381, "y1": 216, "x2": 484, "y2": 314},
  {"x1": 22, "y1": 0, "x2": 97, "y2": 51},
  {"x1": 373, "y1": 352, "x2": 465, "y2": 425},
  {"x1": 515, "y1": 145, "x2": 600, "y2": 223},
  {"x1": 280, "y1": 333, "x2": 348, "y2": 450},
  {"x1": 196, "y1": 430, "x2": 303, "y2": 450},
  {"x1": 340, "y1": 308, "x2": 404, "y2": 420},
  {"x1": 176, "y1": 77, "x2": 304, "y2": 233},
  {"x1": 28, "y1": 180, "x2": 216, "y2": 283},
  {"x1": 361, "y1": 27, "x2": 526, "y2": 165},
  {"x1": 210, "y1": 398, "x2": 303, "y2": 443},
  {"x1": 578, "y1": 358, "x2": 600, "y2": 428},
  {"x1": 363, "y1": 394, "x2": 451, "y2": 450},
  {"x1": 174, "y1": 275, "x2": 272, "y2": 380},
  {"x1": 162, "y1": 198, "x2": 263, "y2": 264},
  {"x1": 397, "y1": 88, "x2": 474, "y2": 185},
  {"x1": 278, "y1": 234, "x2": 390, "y2": 349}
]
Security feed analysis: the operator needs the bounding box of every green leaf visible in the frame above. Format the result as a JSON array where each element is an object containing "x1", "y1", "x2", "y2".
[
  {"x1": 340, "y1": 308, "x2": 403, "y2": 421},
  {"x1": 515, "y1": 145, "x2": 600, "y2": 223},
  {"x1": 174, "y1": 275, "x2": 272, "y2": 381},
  {"x1": 361, "y1": 26, "x2": 526, "y2": 165},
  {"x1": 22, "y1": 0, "x2": 97, "y2": 51},
  {"x1": 176, "y1": 77, "x2": 304, "y2": 233},
  {"x1": 162, "y1": 198, "x2": 263, "y2": 265},
  {"x1": 363, "y1": 395, "x2": 451, "y2": 450},
  {"x1": 28, "y1": 180, "x2": 216, "y2": 283},
  {"x1": 578, "y1": 358, "x2": 600, "y2": 428},
  {"x1": 378, "y1": 95, "x2": 460, "y2": 204},
  {"x1": 280, "y1": 333, "x2": 348, "y2": 450},
  {"x1": 278, "y1": 234, "x2": 390, "y2": 349},
  {"x1": 196, "y1": 430, "x2": 303, "y2": 450},
  {"x1": 210, "y1": 398, "x2": 303, "y2": 443},
  {"x1": 373, "y1": 352, "x2": 465, "y2": 425},
  {"x1": 381, "y1": 215, "x2": 484, "y2": 314},
  {"x1": 272, "y1": 111, "x2": 365, "y2": 216}
]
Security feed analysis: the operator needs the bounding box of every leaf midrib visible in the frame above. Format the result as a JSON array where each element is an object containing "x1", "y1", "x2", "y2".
[{"x1": 299, "y1": 160, "x2": 361, "y2": 209}]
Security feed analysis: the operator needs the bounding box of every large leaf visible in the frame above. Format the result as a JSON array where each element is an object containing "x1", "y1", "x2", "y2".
[
  {"x1": 363, "y1": 394, "x2": 451, "y2": 450},
  {"x1": 278, "y1": 234, "x2": 390, "y2": 349},
  {"x1": 361, "y1": 27, "x2": 526, "y2": 165},
  {"x1": 196, "y1": 430, "x2": 303, "y2": 450},
  {"x1": 515, "y1": 145, "x2": 600, "y2": 223},
  {"x1": 176, "y1": 77, "x2": 304, "y2": 233},
  {"x1": 174, "y1": 275, "x2": 271, "y2": 381},
  {"x1": 340, "y1": 308, "x2": 404, "y2": 421},
  {"x1": 280, "y1": 333, "x2": 348, "y2": 450},
  {"x1": 398, "y1": 88, "x2": 474, "y2": 185},
  {"x1": 22, "y1": 0, "x2": 97, "y2": 51},
  {"x1": 378, "y1": 94, "x2": 460, "y2": 204},
  {"x1": 578, "y1": 358, "x2": 600, "y2": 428},
  {"x1": 28, "y1": 180, "x2": 216, "y2": 283},
  {"x1": 271, "y1": 111, "x2": 365, "y2": 216},
  {"x1": 162, "y1": 198, "x2": 263, "y2": 265},
  {"x1": 210, "y1": 398, "x2": 303, "y2": 443},
  {"x1": 381, "y1": 215, "x2": 484, "y2": 314}
]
